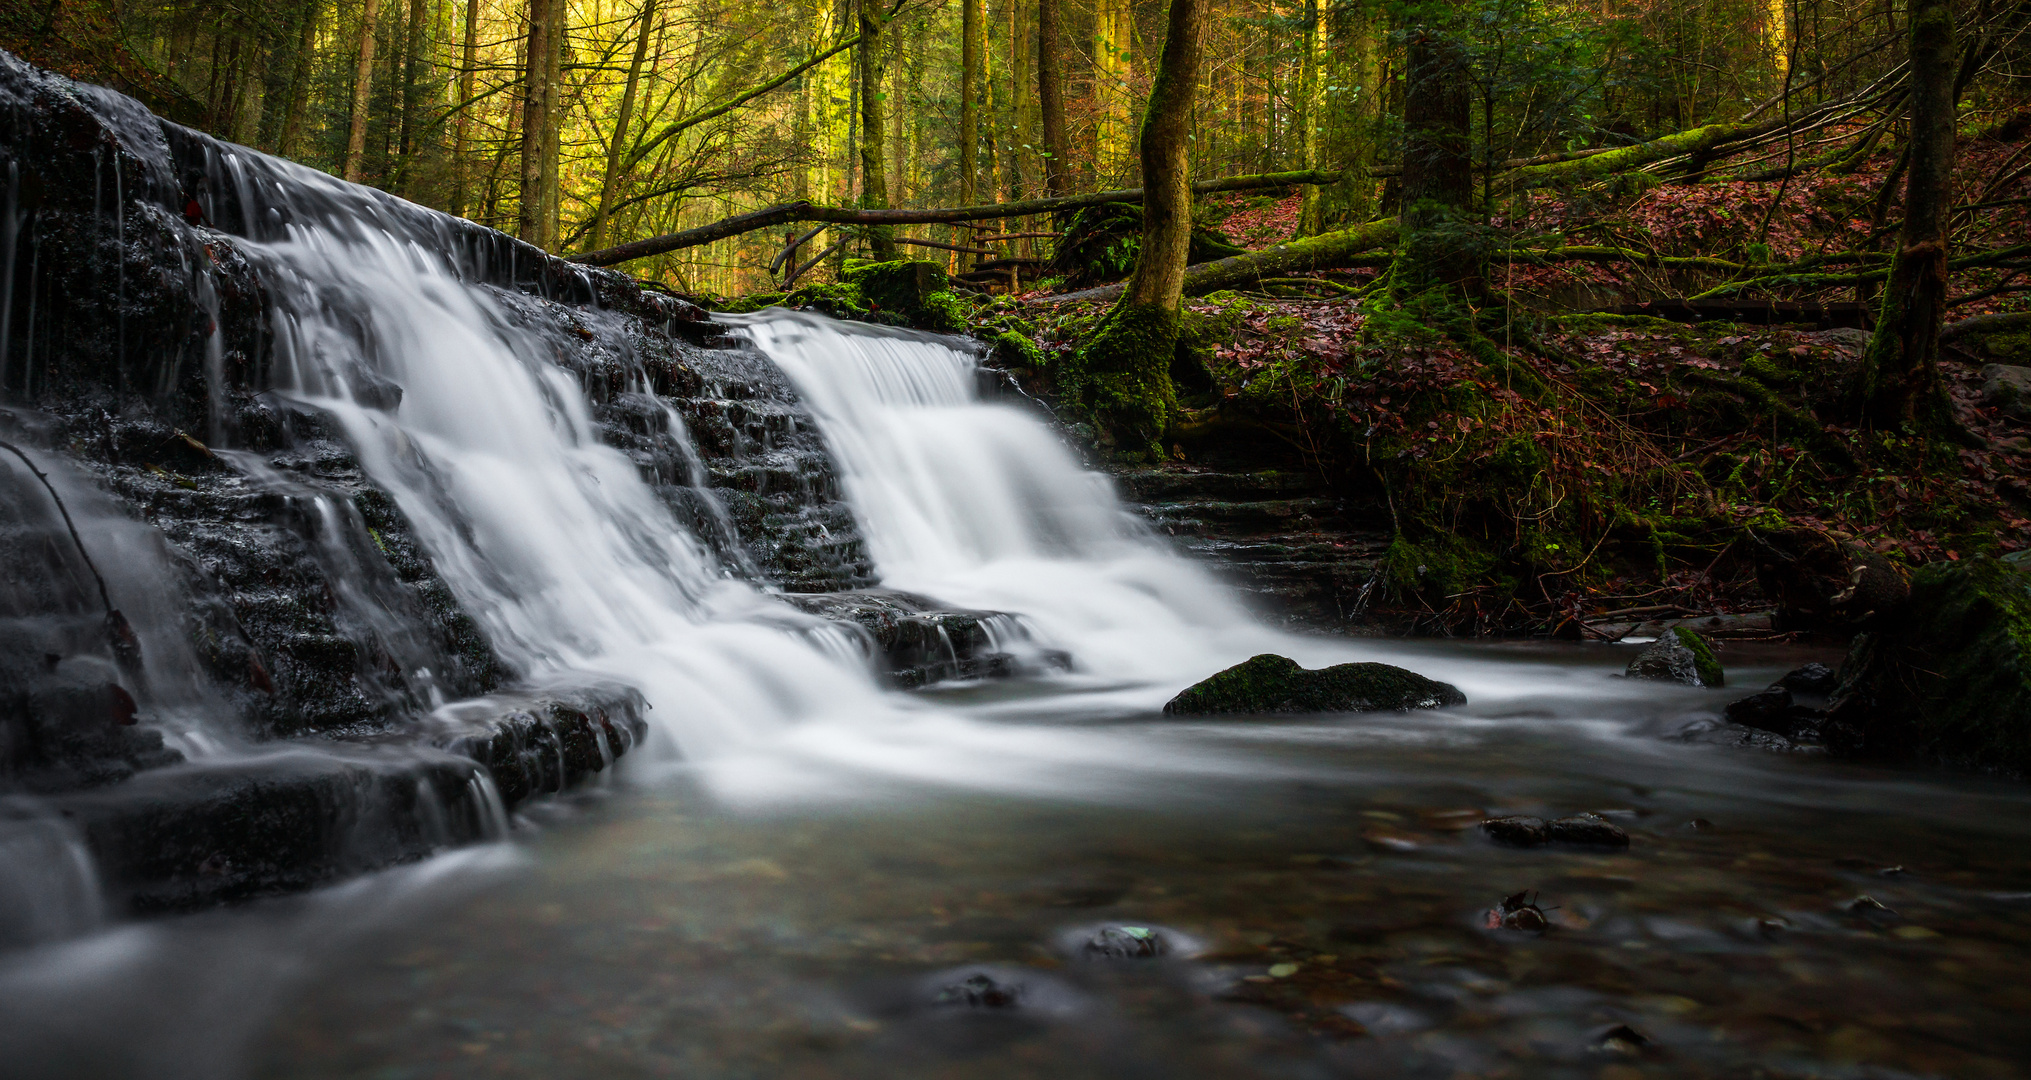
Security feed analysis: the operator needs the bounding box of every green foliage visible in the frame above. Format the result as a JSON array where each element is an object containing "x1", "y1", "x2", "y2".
[{"x1": 1046, "y1": 203, "x2": 1247, "y2": 289}]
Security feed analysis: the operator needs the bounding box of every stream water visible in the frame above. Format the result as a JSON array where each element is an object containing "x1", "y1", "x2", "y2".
[{"x1": 4, "y1": 77, "x2": 2031, "y2": 1076}]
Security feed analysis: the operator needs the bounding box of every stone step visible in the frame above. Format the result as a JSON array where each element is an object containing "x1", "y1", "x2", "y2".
[
  {"x1": 1110, "y1": 466, "x2": 1329, "y2": 503},
  {"x1": 782, "y1": 589, "x2": 1070, "y2": 689}
]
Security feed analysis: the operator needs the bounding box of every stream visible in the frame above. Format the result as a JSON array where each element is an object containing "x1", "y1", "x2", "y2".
[{"x1": 6, "y1": 641, "x2": 2031, "y2": 1079}]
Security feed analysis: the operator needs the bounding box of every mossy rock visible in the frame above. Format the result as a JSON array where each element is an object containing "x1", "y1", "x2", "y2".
[
  {"x1": 1624, "y1": 626, "x2": 1725, "y2": 687},
  {"x1": 842, "y1": 259, "x2": 950, "y2": 327},
  {"x1": 1162, "y1": 654, "x2": 1467, "y2": 716},
  {"x1": 1823, "y1": 554, "x2": 2031, "y2": 774},
  {"x1": 1046, "y1": 203, "x2": 1248, "y2": 288}
]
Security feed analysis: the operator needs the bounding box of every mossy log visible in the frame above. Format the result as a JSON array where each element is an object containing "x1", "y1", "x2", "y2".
[
  {"x1": 1043, "y1": 219, "x2": 1400, "y2": 303},
  {"x1": 573, "y1": 171, "x2": 1340, "y2": 267}
]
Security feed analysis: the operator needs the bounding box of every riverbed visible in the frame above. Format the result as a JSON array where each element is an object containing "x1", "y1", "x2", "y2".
[{"x1": 6, "y1": 639, "x2": 2028, "y2": 1080}]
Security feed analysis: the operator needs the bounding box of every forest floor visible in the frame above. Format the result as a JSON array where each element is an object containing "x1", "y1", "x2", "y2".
[{"x1": 724, "y1": 134, "x2": 2031, "y2": 639}]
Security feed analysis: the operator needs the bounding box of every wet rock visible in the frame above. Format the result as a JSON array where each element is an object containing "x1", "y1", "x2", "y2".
[
  {"x1": 1483, "y1": 890, "x2": 1548, "y2": 934},
  {"x1": 1723, "y1": 686, "x2": 1825, "y2": 740},
  {"x1": 1981, "y1": 363, "x2": 2031, "y2": 420},
  {"x1": 1546, "y1": 812, "x2": 1630, "y2": 849},
  {"x1": 1774, "y1": 662, "x2": 1837, "y2": 696},
  {"x1": 1079, "y1": 924, "x2": 1169, "y2": 959},
  {"x1": 780, "y1": 589, "x2": 1065, "y2": 689},
  {"x1": 429, "y1": 683, "x2": 650, "y2": 809},
  {"x1": 1624, "y1": 626, "x2": 1724, "y2": 687},
  {"x1": 1675, "y1": 717, "x2": 1800, "y2": 751},
  {"x1": 1480, "y1": 816, "x2": 1549, "y2": 847},
  {"x1": 1162, "y1": 653, "x2": 1465, "y2": 716},
  {"x1": 1483, "y1": 813, "x2": 1629, "y2": 848},
  {"x1": 50, "y1": 750, "x2": 500, "y2": 913},
  {"x1": 934, "y1": 972, "x2": 1024, "y2": 1009},
  {"x1": 1823, "y1": 553, "x2": 2031, "y2": 774},
  {"x1": 1591, "y1": 1024, "x2": 1653, "y2": 1056}
]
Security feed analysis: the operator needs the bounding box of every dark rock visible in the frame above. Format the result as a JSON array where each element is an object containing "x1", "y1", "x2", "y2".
[
  {"x1": 1079, "y1": 924, "x2": 1168, "y2": 959},
  {"x1": 1591, "y1": 1024, "x2": 1652, "y2": 1056},
  {"x1": 429, "y1": 683, "x2": 650, "y2": 808},
  {"x1": 1725, "y1": 686, "x2": 1795, "y2": 730},
  {"x1": 1162, "y1": 653, "x2": 1465, "y2": 716},
  {"x1": 1676, "y1": 717, "x2": 1798, "y2": 751},
  {"x1": 51, "y1": 750, "x2": 500, "y2": 914},
  {"x1": 1483, "y1": 890, "x2": 1548, "y2": 934},
  {"x1": 1480, "y1": 816, "x2": 1549, "y2": 847},
  {"x1": 1546, "y1": 812, "x2": 1630, "y2": 848},
  {"x1": 1774, "y1": 662, "x2": 1837, "y2": 696},
  {"x1": 1748, "y1": 528, "x2": 1907, "y2": 633},
  {"x1": 935, "y1": 972, "x2": 1024, "y2": 1010},
  {"x1": 1625, "y1": 626, "x2": 1724, "y2": 687},
  {"x1": 780, "y1": 589, "x2": 1065, "y2": 689},
  {"x1": 1823, "y1": 554, "x2": 2031, "y2": 774},
  {"x1": 1981, "y1": 363, "x2": 2031, "y2": 420},
  {"x1": 1722, "y1": 686, "x2": 1825, "y2": 741}
]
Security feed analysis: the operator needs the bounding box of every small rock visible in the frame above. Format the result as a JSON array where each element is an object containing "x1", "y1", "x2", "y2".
[
  {"x1": 1981, "y1": 363, "x2": 2031, "y2": 420},
  {"x1": 1591, "y1": 1023, "x2": 1653, "y2": 1056},
  {"x1": 1163, "y1": 653, "x2": 1466, "y2": 715},
  {"x1": 1846, "y1": 894, "x2": 1898, "y2": 919},
  {"x1": 1080, "y1": 924, "x2": 1167, "y2": 959},
  {"x1": 935, "y1": 972, "x2": 1023, "y2": 1009},
  {"x1": 1625, "y1": 627, "x2": 1725, "y2": 687},
  {"x1": 1724, "y1": 686, "x2": 1795, "y2": 730},
  {"x1": 1813, "y1": 326, "x2": 1872, "y2": 351},
  {"x1": 1480, "y1": 816, "x2": 1549, "y2": 847},
  {"x1": 1683, "y1": 818, "x2": 1715, "y2": 831},
  {"x1": 1774, "y1": 662, "x2": 1837, "y2": 696},
  {"x1": 1547, "y1": 813, "x2": 1631, "y2": 849},
  {"x1": 1483, "y1": 890, "x2": 1548, "y2": 934},
  {"x1": 1723, "y1": 686, "x2": 1826, "y2": 740}
]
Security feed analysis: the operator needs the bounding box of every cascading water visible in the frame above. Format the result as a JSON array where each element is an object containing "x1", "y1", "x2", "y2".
[{"x1": 733, "y1": 311, "x2": 1274, "y2": 687}]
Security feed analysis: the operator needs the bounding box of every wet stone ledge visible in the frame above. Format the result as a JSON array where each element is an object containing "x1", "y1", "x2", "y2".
[{"x1": 784, "y1": 589, "x2": 1070, "y2": 689}]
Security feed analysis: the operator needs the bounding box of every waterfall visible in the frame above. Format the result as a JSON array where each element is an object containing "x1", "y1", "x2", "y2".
[{"x1": 733, "y1": 311, "x2": 1266, "y2": 684}]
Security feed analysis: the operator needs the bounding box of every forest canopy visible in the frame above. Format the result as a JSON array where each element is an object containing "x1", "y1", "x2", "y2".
[{"x1": 14, "y1": 0, "x2": 2012, "y2": 298}]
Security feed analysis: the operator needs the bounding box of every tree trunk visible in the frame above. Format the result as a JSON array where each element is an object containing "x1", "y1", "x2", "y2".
[
  {"x1": 450, "y1": 0, "x2": 480, "y2": 216},
  {"x1": 517, "y1": 0, "x2": 554, "y2": 243},
  {"x1": 589, "y1": 0, "x2": 658, "y2": 252},
  {"x1": 961, "y1": 0, "x2": 980, "y2": 205},
  {"x1": 1036, "y1": 0, "x2": 1070, "y2": 197},
  {"x1": 1340, "y1": 5, "x2": 1383, "y2": 221},
  {"x1": 1296, "y1": 0, "x2": 1322, "y2": 235},
  {"x1": 856, "y1": 0, "x2": 896, "y2": 258},
  {"x1": 343, "y1": 0, "x2": 385, "y2": 183},
  {"x1": 1068, "y1": 0, "x2": 1206, "y2": 450},
  {"x1": 543, "y1": 5, "x2": 565, "y2": 247},
  {"x1": 1856, "y1": 0, "x2": 1956, "y2": 428},
  {"x1": 277, "y1": 0, "x2": 323, "y2": 159},
  {"x1": 1396, "y1": 24, "x2": 1479, "y2": 298},
  {"x1": 1091, "y1": 0, "x2": 1133, "y2": 182},
  {"x1": 396, "y1": 0, "x2": 429, "y2": 194}
]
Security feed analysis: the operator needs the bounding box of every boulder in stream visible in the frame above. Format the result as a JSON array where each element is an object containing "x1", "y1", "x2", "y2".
[
  {"x1": 1162, "y1": 654, "x2": 1465, "y2": 716},
  {"x1": 1624, "y1": 626, "x2": 1724, "y2": 687},
  {"x1": 1823, "y1": 553, "x2": 2031, "y2": 774}
]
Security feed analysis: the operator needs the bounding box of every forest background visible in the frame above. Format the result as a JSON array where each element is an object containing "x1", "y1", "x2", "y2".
[{"x1": 5, "y1": 0, "x2": 2031, "y2": 635}]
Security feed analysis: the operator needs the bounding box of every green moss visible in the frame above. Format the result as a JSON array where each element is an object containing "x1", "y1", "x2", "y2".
[
  {"x1": 917, "y1": 290, "x2": 972, "y2": 333},
  {"x1": 1669, "y1": 626, "x2": 1726, "y2": 688},
  {"x1": 1063, "y1": 301, "x2": 1183, "y2": 451},
  {"x1": 1162, "y1": 654, "x2": 1467, "y2": 715},
  {"x1": 991, "y1": 329, "x2": 1043, "y2": 368},
  {"x1": 1383, "y1": 534, "x2": 1500, "y2": 600},
  {"x1": 712, "y1": 292, "x2": 787, "y2": 314}
]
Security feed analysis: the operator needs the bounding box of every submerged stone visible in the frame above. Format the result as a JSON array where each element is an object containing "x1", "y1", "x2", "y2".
[
  {"x1": 1824, "y1": 554, "x2": 2031, "y2": 774},
  {"x1": 1625, "y1": 626, "x2": 1725, "y2": 687},
  {"x1": 1546, "y1": 812, "x2": 1630, "y2": 848},
  {"x1": 1162, "y1": 654, "x2": 1465, "y2": 716},
  {"x1": 1480, "y1": 816, "x2": 1549, "y2": 847},
  {"x1": 1079, "y1": 924, "x2": 1169, "y2": 960}
]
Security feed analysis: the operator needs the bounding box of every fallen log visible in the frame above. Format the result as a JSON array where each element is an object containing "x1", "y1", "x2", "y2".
[
  {"x1": 1942, "y1": 309, "x2": 2031, "y2": 341},
  {"x1": 571, "y1": 170, "x2": 1339, "y2": 267},
  {"x1": 1035, "y1": 219, "x2": 1399, "y2": 303}
]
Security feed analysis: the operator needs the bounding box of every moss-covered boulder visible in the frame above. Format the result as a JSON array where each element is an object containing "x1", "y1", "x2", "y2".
[
  {"x1": 1823, "y1": 554, "x2": 2031, "y2": 774},
  {"x1": 1624, "y1": 626, "x2": 1725, "y2": 687},
  {"x1": 1162, "y1": 654, "x2": 1466, "y2": 716},
  {"x1": 839, "y1": 259, "x2": 967, "y2": 331}
]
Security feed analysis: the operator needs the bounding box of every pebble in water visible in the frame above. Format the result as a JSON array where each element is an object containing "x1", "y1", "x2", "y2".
[{"x1": 1080, "y1": 924, "x2": 1168, "y2": 960}]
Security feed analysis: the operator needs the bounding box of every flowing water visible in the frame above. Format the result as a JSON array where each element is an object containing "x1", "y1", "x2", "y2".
[{"x1": 5, "y1": 78, "x2": 2031, "y2": 1077}]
